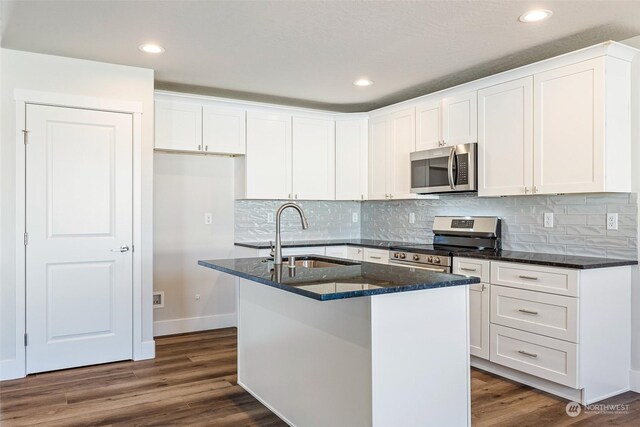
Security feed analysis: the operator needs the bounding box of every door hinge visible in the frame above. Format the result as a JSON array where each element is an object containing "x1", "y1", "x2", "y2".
[
  {"x1": 24, "y1": 232, "x2": 28, "y2": 246},
  {"x1": 22, "y1": 129, "x2": 29, "y2": 145},
  {"x1": 24, "y1": 333, "x2": 28, "y2": 347}
]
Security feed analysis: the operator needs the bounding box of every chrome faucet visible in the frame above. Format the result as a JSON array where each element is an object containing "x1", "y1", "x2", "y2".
[{"x1": 271, "y1": 202, "x2": 309, "y2": 265}]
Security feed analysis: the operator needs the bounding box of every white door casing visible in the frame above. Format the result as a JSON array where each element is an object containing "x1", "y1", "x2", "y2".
[{"x1": 25, "y1": 104, "x2": 134, "y2": 373}]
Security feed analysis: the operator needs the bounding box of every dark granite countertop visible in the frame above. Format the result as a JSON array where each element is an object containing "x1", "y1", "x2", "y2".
[
  {"x1": 198, "y1": 256, "x2": 479, "y2": 301},
  {"x1": 454, "y1": 250, "x2": 638, "y2": 269},
  {"x1": 234, "y1": 239, "x2": 412, "y2": 250}
]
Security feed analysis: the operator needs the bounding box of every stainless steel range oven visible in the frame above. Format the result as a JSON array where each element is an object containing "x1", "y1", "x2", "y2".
[
  {"x1": 388, "y1": 216, "x2": 501, "y2": 272},
  {"x1": 410, "y1": 143, "x2": 477, "y2": 194}
]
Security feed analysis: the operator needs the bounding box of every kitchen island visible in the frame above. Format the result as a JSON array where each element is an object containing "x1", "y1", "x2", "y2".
[{"x1": 199, "y1": 256, "x2": 480, "y2": 427}]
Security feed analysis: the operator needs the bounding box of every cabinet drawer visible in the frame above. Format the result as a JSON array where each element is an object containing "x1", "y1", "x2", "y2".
[
  {"x1": 363, "y1": 248, "x2": 389, "y2": 264},
  {"x1": 324, "y1": 246, "x2": 348, "y2": 259},
  {"x1": 490, "y1": 262, "x2": 578, "y2": 297},
  {"x1": 491, "y1": 285, "x2": 578, "y2": 342},
  {"x1": 490, "y1": 324, "x2": 578, "y2": 388},
  {"x1": 453, "y1": 258, "x2": 490, "y2": 282}
]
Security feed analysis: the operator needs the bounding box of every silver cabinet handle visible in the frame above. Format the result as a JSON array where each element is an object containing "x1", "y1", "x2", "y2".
[
  {"x1": 460, "y1": 267, "x2": 477, "y2": 272},
  {"x1": 295, "y1": 194, "x2": 298, "y2": 199},
  {"x1": 447, "y1": 146, "x2": 456, "y2": 190},
  {"x1": 481, "y1": 284, "x2": 486, "y2": 291},
  {"x1": 518, "y1": 308, "x2": 539, "y2": 315},
  {"x1": 361, "y1": 194, "x2": 364, "y2": 200},
  {"x1": 111, "y1": 245, "x2": 130, "y2": 253},
  {"x1": 518, "y1": 350, "x2": 538, "y2": 358},
  {"x1": 288, "y1": 194, "x2": 292, "y2": 199},
  {"x1": 524, "y1": 187, "x2": 530, "y2": 194},
  {"x1": 369, "y1": 256, "x2": 382, "y2": 260},
  {"x1": 198, "y1": 145, "x2": 202, "y2": 151},
  {"x1": 518, "y1": 275, "x2": 539, "y2": 280},
  {"x1": 205, "y1": 145, "x2": 208, "y2": 151},
  {"x1": 532, "y1": 186, "x2": 538, "y2": 194}
]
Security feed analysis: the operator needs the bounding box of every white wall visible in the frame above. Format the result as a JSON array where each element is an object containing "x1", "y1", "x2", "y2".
[
  {"x1": 153, "y1": 152, "x2": 237, "y2": 335},
  {"x1": 0, "y1": 49, "x2": 155, "y2": 378}
]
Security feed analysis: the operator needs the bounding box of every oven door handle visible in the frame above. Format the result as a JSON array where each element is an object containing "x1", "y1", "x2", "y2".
[
  {"x1": 389, "y1": 260, "x2": 449, "y2": 273},
  {"x1": 447, "y1": 146, "x2": 457, "y2": 190}
]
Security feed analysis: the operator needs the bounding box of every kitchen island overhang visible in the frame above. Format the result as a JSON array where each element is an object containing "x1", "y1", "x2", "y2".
[{"x1": 200, "y1": 257, "x2": 479, "y2": 427}]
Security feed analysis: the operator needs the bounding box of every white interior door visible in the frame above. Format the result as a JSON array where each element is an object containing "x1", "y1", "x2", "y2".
[{"x1": 25, "y1": 104, "x2": 133, "y2": 374}]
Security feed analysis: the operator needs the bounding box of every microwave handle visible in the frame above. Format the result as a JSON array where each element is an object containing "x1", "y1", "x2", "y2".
[{"x1": 447, "y1": 146, "x2": 457, "y2": 190}]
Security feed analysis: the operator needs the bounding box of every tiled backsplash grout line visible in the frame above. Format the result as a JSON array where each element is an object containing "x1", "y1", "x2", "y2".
[{"x1": 235, "y1": 193, "x2": 638, "y2": 260}]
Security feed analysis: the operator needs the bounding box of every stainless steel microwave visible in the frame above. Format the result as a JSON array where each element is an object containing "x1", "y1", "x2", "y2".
[{"x1": 410, "y1": 143, "x2": 477, "y2": 194}]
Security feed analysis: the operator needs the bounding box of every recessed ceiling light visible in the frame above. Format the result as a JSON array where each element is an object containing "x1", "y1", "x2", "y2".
[
  {"x1": 138, "y1": 43, "x2": 165, "y2": 54},
  {"x1": 353, "y1": 79, "x2": 373, "y2": 87},
  {"x1": 519, "y1": 9, "x2": 553, "y2": 23}
]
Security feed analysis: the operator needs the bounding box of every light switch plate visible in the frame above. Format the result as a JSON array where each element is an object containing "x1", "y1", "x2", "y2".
[
  {"x1": 409, "y1": 212, "x2": 415, "y2": 224},
  {"x1": 607, "y1": 213, "x2": 618, "y2": 230},
  {"x1": 204, "y1": 213, "x2": 213, "y2": 225},
  {"x1": 543, "y1": 212, "x2": 553, "y2": 228}
]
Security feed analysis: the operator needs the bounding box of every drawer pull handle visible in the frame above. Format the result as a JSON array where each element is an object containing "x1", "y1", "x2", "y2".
[
  {"x1": 460, "y1": 267, "x2": 477, "y2": 272},
  {"x1": 369, "y1": 256, "x2": 382, "y2": 260},
  {"x1": 518, "y1": 275, "x2": 539, "y2": 280},
  {"x1": 518, "y1": 350, "x2": 538, "y2": 358},
  {"x1": 518, "y1": 308, "x2": 539, "y2": 315}
]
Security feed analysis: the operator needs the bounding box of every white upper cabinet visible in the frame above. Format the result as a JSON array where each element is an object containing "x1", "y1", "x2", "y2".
[
  {"x1": 245, "y1": 112, "x2": 292, "y2": 200},
  {"x1": 155, "y1": 100, "x2": 245, "y2": 155},
  {"x1": 368, "y1": 108, "x2": 415, "y2": 200},
  {"x1": 533, "y1": 57, "x2": 630, "y2": 194},
  {"x1": 415, "y1": 102, "x2": 441, "y2": 151},
  {"x1": 442, "y1": 91, "x2": 477, "y2": 146},
  {"x1": 155, "y1": 100, "x2": 202, "y2": 152},
  {"x1": 368, "y1": 116, "x2": 389, "y2": 200},
  {"x1": 202, "y1": 106, "x2": 246, "y2": 155},
  {"x1": 416, "y1": 91, "x2": 476, "y2": 150},
  {"x1": 478, "y1": 56, "x2": 631, "y2": 197},
  {"x1": 336, "y1": 119, "x2": 368, "y2": 201},
  {"x1": 292, "y1": 117, "x2": 335, "y2": 200},
  {"x1": 478, "y1": 77, "x2": 533, "y2": 197},
  {"x1": 389, "y1": 108, "x2": 416, "y2": 199}
]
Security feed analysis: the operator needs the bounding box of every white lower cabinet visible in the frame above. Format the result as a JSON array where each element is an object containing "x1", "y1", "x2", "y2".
[
  {"x1": 363, "y1": 248, "x2": 389, "y2": 264},
  {"x1": 324, "y1": 245, "x2": 348, "y2": 259},
  {"x1": 453, "y1": 258, "x2": 490, "y2": 359},
  {"x1": 463, "y1": 258, "x2": 632, "y2": 404},
  {"x1": 346, "y1": 246, "x2": 364, "y2": 261}
]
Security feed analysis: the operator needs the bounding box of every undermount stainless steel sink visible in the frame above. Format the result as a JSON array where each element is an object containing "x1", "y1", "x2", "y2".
[{"x1": 284, "y1": 256, "x2": 358, "y2": 269}]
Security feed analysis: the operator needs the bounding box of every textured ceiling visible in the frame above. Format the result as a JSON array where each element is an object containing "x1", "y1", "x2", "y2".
[{"x1": 2, "y1": 0, "x2": 640, "y2": 112}]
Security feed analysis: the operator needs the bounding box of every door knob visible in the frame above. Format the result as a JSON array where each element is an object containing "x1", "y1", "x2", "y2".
[{"x1": 111, "y1": 245, "x2": 130, "y2": 252}]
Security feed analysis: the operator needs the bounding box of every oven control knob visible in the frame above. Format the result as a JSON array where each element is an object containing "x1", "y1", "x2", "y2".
[
  {"x1": 399, "y1": 253, "x2": 406, "y2": 259},
  {"x1": 413, "y1": 254, "x2": 420, "y2": 261},
  {"x1": 434, "y1": 257, "x2": 441, "y2": 264},
  {"x1": 393, "y1": 252, "x2": 399, "y2": 258},
  {"x1": 427, "y1": 256, "x2": 433, "y2": 263}
]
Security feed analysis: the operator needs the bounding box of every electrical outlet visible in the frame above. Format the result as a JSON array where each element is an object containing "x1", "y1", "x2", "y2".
[
  {"x1": 267, "y1": 212, "x2": 274, "y2": 223},
  {"x1": 153, "y1": 291, "x2": 164, "y2": 308},
  {"x1": 607, "y1": 213, "x2": 618, "y2": 230},
  {"x1": 195, "y1": 294, "x2": 201, "y2": 301},
  {"x1": 204, "y1": 213, "x2": 213, "y2": 225},
  {"x1": 543, "y1": 212, "x2": 553, "y2": 228},
  {"x1": 409, "y1": 212, "x2": 415, "y2": 224},
  {"x1": 352, "y1": 212, "x2": 359, "y2": 223}
]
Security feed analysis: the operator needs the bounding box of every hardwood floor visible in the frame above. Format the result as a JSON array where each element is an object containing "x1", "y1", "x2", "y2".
[{"x1": 1, "y1": 329, "x2": 639, "y2": 426}]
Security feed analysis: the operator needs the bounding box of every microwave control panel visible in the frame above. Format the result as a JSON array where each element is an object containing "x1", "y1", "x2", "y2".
[{"x1": 457, "y1": 154, "x2": 469, "y2": 185}]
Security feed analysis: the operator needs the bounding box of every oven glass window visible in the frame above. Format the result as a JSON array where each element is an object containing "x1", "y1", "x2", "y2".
[{"x1": 411, "y1": 156, "x2": 450, "y2": 188}]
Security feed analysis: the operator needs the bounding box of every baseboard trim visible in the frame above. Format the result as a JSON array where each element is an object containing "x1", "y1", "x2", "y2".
[
  {"x1": 0, "y1": 358, "x2": 26, "y2": 381},
  {"x1": 631, "y1": 369, "x2": 640, "y2": 392},
  {"x1": 153, "y1": 313, "x2": 237, "y2": 337}
]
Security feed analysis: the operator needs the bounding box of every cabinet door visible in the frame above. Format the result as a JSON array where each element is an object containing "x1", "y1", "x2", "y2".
[
  {"x1": 416, "y1": 102, "x2": 442, "y2": 151},
  {"x1": 246, "y1": 112, "x2": 292, "y2": 199},
  {"x1": 469, "y1": 283, "x2": 490, "y2": 359},
  {"x1": 389, "y1": 108, "x2": 416, "y2": 199},
  {"x1": 534, "y1": 58, "x2": 604, "y2": 194},
  {"x1": 346, "y1": 246, "x2": 364, "y2": 261},
  {"x1": 292, "y1": 117, "x2": 335, "y2": 200},
  {"x1": 336, "y1": 120, "x2": 368, "y2": 200},
  {"x1": 155, "y1": 101, "x2": 202, "y2": 152},
  {"x1": 368, "y1": 116, "x2": 389, "y2": 200},
  {"x1": 202, "y1": 106, "x2": 246, "y2": 154},
  {"x1": 442, "y1": 91, "x2": 477, "y2": 146},
  {"x1": 478, "y1": 77, "x2": 533, "y2": 197},
  {"x1": 325, "y1": 246, "x2": 348, "y2": 259}
]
